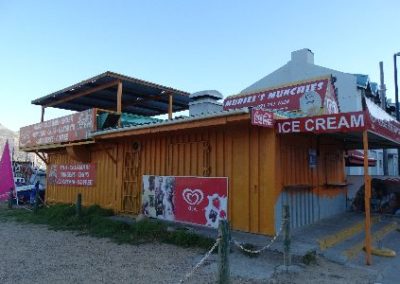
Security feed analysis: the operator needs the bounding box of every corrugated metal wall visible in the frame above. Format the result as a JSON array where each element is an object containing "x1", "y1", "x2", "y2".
[
  {"x1": 118, "y1": 122, "x2": 278, "y2": 235},
  {"x1": 275, "y1": 135, "x2": 347, "y2": 230},
  {"x1": 45, "y1": 124, "x2": 348, "y2": 236}
]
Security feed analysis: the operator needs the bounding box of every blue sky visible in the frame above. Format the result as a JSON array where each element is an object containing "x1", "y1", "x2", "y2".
[{"x1": 1, "y1": 0, "x2": 399, "y2": 131}]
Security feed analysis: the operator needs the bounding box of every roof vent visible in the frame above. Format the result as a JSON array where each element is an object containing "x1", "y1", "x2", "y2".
[
  {"x1": 291, "y1": 48, "x2": 314, "y2": 65},
  {"x1": 189, "y1": 90, "x2": 223, "y2": 116}
]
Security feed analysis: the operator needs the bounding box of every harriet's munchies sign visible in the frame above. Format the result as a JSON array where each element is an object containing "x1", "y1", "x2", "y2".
[{"x1": 224, "y1": 76, "x2": 339, "y2": 116}]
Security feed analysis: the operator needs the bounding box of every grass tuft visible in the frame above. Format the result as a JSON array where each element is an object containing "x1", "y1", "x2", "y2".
[
  {"x1": 0, "y1": 204, "x2": 214, "y2": 250},
  {"x1": 302, "y1": 250, "x2": 317, "y2": 265}
]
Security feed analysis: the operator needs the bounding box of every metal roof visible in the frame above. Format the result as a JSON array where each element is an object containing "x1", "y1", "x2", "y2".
[
  {"x1": 92, "y1": 108, "x2": 250, "y2": 138},
  {"x1": 31, "y1": 71, "x2": 190, "y2": 116}
]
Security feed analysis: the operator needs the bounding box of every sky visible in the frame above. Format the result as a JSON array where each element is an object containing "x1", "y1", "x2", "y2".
[{"x1": 0, "y1": 0, "x2": 399, "y2": 131}]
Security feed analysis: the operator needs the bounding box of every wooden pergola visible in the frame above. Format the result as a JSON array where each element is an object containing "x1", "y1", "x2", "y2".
[{"x1": 34, "y1": 71, "x2": 190, "y2": 122}]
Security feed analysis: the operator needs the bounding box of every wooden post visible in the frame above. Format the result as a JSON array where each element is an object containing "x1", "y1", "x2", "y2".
[
  {"x1": 33, "y1": 189, "x2": 40, "y2": 214},
  {"x1": 218, "y1": 220, "x2": 230, "y2": 284},
  {"x1": 8, "y1": 188, "x2": 13, "y2": 209},
  {"x1": 76, "y1": 193, "x2": 82, "y2": 217},
  {"x1": 363, "y1": 130, "x2": 372, "y2": 265},
  {"x1": 41, "y1": 106, "x2": 45, "y2": 122},
  {"x1": 117, "y1": 81, "x2": 123, "y2": 113},
  {"x1": 168, "y1": 93, "x2": 173, "y2": 120},
  {"x1": 117, "y1": 81, "x2": 123, "y2": 127},
  {"x1": 283, "y1": 205, "x2": 291, "y2": 268}
]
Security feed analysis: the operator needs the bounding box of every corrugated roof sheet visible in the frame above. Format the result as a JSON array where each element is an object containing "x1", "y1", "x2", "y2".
[{"x1": 91, "y1": 108, "x2": 250, "y2": 137}]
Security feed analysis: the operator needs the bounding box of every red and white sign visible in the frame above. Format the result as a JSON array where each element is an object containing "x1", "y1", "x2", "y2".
[
  {"x1": 48, "y1": 163, "x2": 96, "y2": 186},
  {"x1": 251, "y1": 108, "x2": 274, "y2": 128},
  {"x1": 224, "y1": 76, "x2": 339, "y2": 116},
  {"x1": 19, "y1": 109, "x2": 95, "y2": 148},
  {"x1": 276, "y1": 111, "x2": 366, "y2": 134},
  {"x1": 142, "y1": 176, "x2": 228, "y2": 228},
  {"x1": 368, "y1": 112, "x2": 400, "y2": 143}
]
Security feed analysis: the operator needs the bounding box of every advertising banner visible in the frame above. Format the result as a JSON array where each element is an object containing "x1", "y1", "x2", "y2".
[
  {"x1": 48, "y1": 163, "x2": 96, "y2": 186},
  {"x1": 19, "y1": 109, "x2": 95, "y2": 149},
  {"x1": 142, "y1": 176, "x2": 228, "y2": 228},
  {"x1": 251, "y1": 108, "x2": 274, "y2": 128},
  {"x1": 367, "y1": 111, "x2": 400, "y2": 144},
  {"x1": 223, "y1": 76, "x2": 339, "y2": 116},
  {"x1": 276, "y1": 111, "x2": 366, "y2": 134}
]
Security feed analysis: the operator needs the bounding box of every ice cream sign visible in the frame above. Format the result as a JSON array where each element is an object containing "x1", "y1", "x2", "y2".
[
  {"x1": 142, "y1": 176, "x2": 228, "y2": 228},
  {"x1": 224, "y1": 76, "x2": 339, "y2": 116}
]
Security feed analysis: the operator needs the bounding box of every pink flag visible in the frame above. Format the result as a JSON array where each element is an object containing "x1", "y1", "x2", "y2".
[{"x1": 0, "y1": 141, "x2": 14, "y2": 201}]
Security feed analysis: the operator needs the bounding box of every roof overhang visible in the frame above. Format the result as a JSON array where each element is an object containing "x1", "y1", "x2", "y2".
[{"x1": 32, "y1": 71, "x2": 190, "y2": 116}]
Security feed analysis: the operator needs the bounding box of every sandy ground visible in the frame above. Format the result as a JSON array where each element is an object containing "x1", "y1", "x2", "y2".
[{"x1": 0, "y1": 219, "x2": 378, "y2": 284}]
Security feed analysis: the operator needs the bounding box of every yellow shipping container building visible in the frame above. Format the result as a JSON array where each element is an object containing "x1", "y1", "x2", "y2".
[{"x1": 20, "y1": 72, "x2": 397, "y2": 236}]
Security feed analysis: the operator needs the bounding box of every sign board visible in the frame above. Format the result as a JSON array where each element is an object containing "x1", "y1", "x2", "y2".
[
  {"x1": 276, "y1": 111, "x2": 366, "y2": 134},
  {"x1": 308, "y1": 149, "x2": 317, "y2": 168},
  {"x1": 142, "y1": 175, "x2": 228, "y2": 228},
  {"x1": 368, "y1": 112, "x2": 400, "y2": 143},
  {"x1": 251, "y1": 108, "x2": 274, "y2": 128},
  {"x1": 48, "y1": 163, "x2": 96, "y2": 186},
  {"x1": 223, "y1": 76, "x2": 339, "y2": 116},
  {"x1": 19, "y1": 109, "x2": 95, "y2": 149}
]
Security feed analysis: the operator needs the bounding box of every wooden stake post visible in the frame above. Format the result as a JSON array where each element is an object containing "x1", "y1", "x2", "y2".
[
  {"x1": 363, "y1": 130, "x2": 372, "y2": 265},
  {"x1": 168, "y1": 93, "x2": 173, "y2": 120},
  {"x1": 218, "y1": 220, "x2": 230, "y2": 284},
  {"x1": 283, "y1": 205, "x2": 291, "y2": 267}
]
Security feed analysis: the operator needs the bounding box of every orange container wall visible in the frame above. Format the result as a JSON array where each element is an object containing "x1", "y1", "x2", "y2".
[
  {"x1": 46, "y1": 145, "x2": 118, "y2": 210},
  {"x1": 278, "y1": 135, "x2": 346, "y2": 191},
  {"x1": 118, "y1": 121, "x2": 278, "y2": 235}
]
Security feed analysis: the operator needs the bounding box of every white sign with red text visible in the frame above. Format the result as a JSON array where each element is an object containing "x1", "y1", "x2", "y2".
[{"x1": 251, "y1": 108, "x2": 274, "y2": 128}]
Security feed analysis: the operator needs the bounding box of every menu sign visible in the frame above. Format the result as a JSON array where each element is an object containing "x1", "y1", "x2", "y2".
[
  {"x1": 48, "y1": 163, "x2": 96, "y2": 186},
  {"x1": 19, "y1": 109, "x2": 95, "y2": 148}
]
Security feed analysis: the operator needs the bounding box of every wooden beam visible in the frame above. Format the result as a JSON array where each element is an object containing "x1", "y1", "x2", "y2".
[
  {"x1": 99, "y1": 143, "x2": 117, "y2": 164},
  {"x1": 35, "y1": 151, "x2": 48, "y2": 165},
  {"x1": 168, "y1": 93, "x2": 173, "y2": 120},
  {"x1": 21, "y1": 140, "x2": 95, "y2": 152},
  {"x1": 44, "y1": 80, "x2": 120, "y2": 108},
  {"x1": 117, "y1": 80, "x2": 123, "y2": 113},
  {"x1": 363, "y1": 130, "x2": 372, "y2": 265},
  {"x1": 41, "y1": 106, "x2": 45, "y2": 122}
]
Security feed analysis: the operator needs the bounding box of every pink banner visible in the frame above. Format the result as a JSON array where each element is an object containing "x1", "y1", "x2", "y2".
[
  {"x1": 48, "y1": 164, "x2": 96, "y2": 186},
  {"x1": 0, "y1": 141, "x2": 14, "y2": 200},
  {"x1": 251, "y1": 108, "x2": 274, "y2": 127},
  {"x1": 224, "y1": 77, "x2": 339, "y2": 116},
  {"x1": 19, "y1": 109, "x2": 95, "y2": 148},
  {"x1": 142, "y1": 176, "x2": 228, "y2": 228}
]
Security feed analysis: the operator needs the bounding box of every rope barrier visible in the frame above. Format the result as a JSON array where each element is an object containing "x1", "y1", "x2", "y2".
[
  {"x1": 178, "y1": 217, "x2": 288, "y2": 282},
  {"x1": 232, "y1": 220, "x2": 285, "y2": 254},
  {"x1": 178, "y1": 237, "x2": 221, "y2": 284}
]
